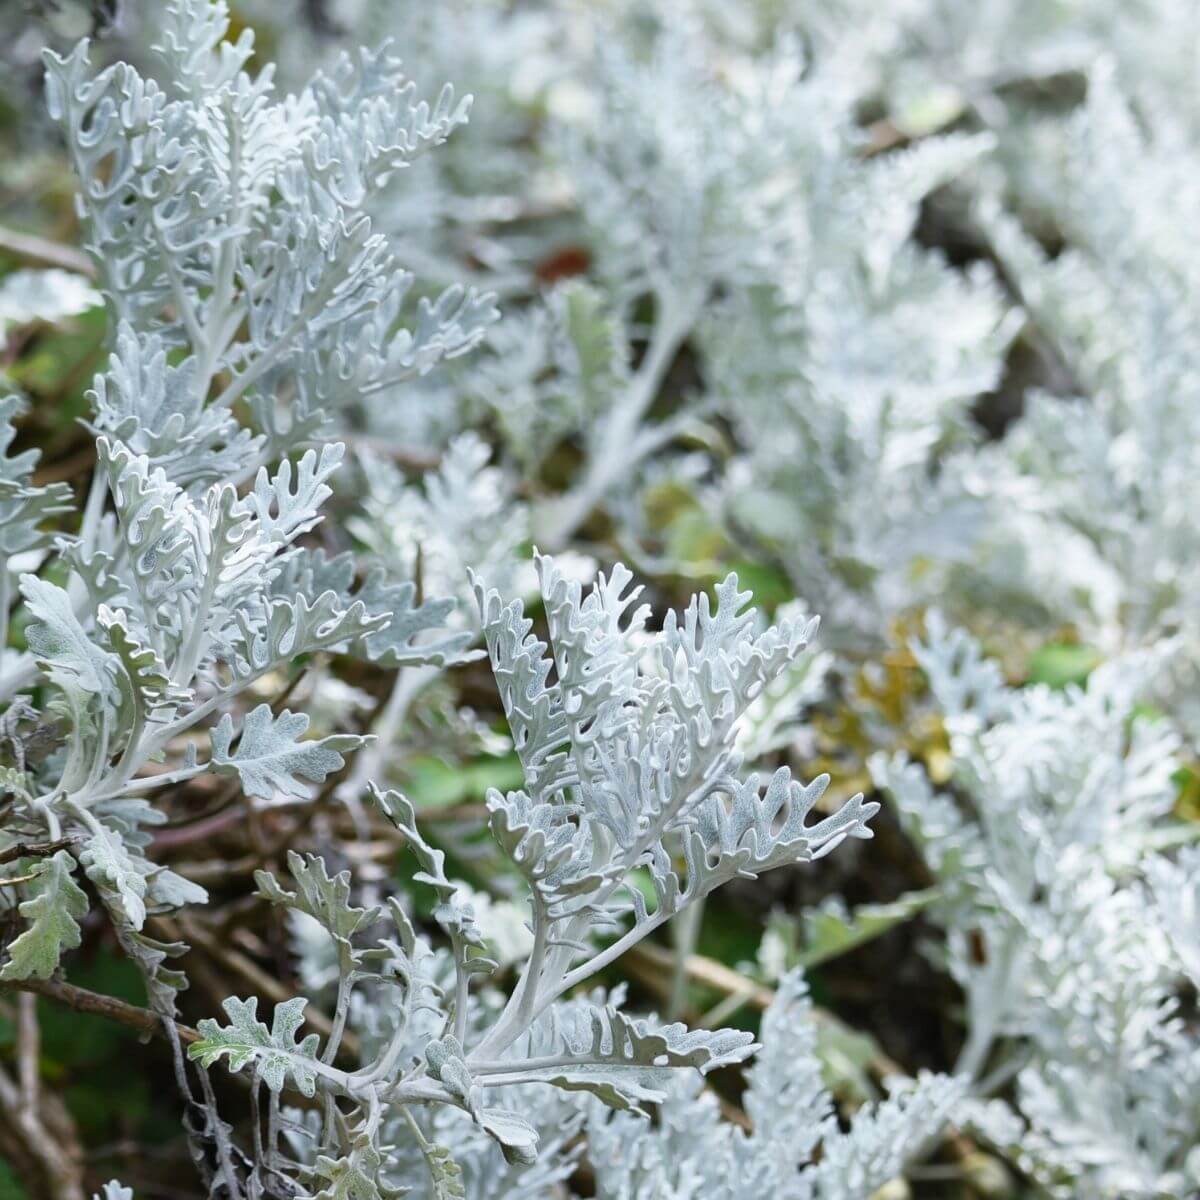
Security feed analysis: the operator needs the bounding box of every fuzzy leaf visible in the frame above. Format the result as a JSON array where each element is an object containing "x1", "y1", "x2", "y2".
[
  {"x1": 246, "y1": 446, "x2": 343, "y2": 544},
  {"x1": 0, "y1": 851, "x2": 88, "y2": 980},
  {"x1": 371, "y1": 786, "x2": 489, "y2": 954},
  {"x1": 189, "y1": 995, "x2": 320, "y2": 1096},
  {"x1": 302, "y1": 1128, "x2": 405, "y2": 1199},
  {"x1": 359, "y1": 571, "x2": 479, "y2": 669},
  {"x1": 79, "y1": 824, "x2": 148, "y2": 931},
  {"x1": 20, "y1": 575, "x2": 117, "y2": 706},
  {"x1": 145, "y1": 866, "x2": 208, "y2": 912},
  {"x1": 473, "y1": 576, "x2": 575, "y2": 801},
  {"x1": 799, "y1": 889, "x2": 941, "y2": 969},
  {"x1": 93, "y1": 1184, "x2": 134, "y2": 1200},
  {"x1": 87, "y1": 325, "x2": 262, "y2": 486},
  {"x1": 210, "y1": 704, "x2": 364, "y2": 800},
  {"x1": 805, "y1": 1072, "x2": 965, "y2": 1198},
  {"x1": 0, "y1": 395, "x2": 73, "y2": 555},
  {"x1": 96, "y1": 604, "x2": 182, "y2": 725},
  {"x1": 117, "y1": 928, "x2": 191, "y2": 1016},
  {"x1": 228, "y1": 592, "x2": 388, "y2": 682},
  {"x1": 255, "y1": 851, "x2": 380, "y2": 976},
  {"x1": 499, "y1": 1004, "x2": 757, "y2": 1114},
  {"x1": 255, "y1": 851, "x2": 379, "y2": 943},
  {"x1": 423, "y1": 1143, "x2": 466, "y2": 1200},
  {"x1": 475, "y1": 1108, "x2": 539, "y2": 1166}
]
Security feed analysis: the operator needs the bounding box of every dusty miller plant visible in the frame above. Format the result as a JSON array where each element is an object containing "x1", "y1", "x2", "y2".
[
  {"x1": 0, "y1": 6, "x2": 976, "y2": 1196},
  {"x1": 17, "y1": 1, "x2": 1199, "y2": 1196},
  {"x1": 185, "y1": 554, "x2": 882, "y2": 1194},
  {"x1": 873, "y1": 617, "x2": 1200, "y2": 1197},
  {"x1": 955, "y1": 68, "x2": 1200, "y2": 745},
  {"x1": 700, "y1": 72, "x2": 1017, "y2": 651}
]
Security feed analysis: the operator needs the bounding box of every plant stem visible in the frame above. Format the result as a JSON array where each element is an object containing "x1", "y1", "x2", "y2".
[
  {"x1": 667, "y1": 895, "x2": 705, "y2": 1021},
  {"x1": 16, "y1": 992, "x2": 38, "y2": 1107},
  {"x1": 337, "y1": 664, "x2": 436, "y2": 805},
  {"x1": 77, "y1": 466, "x2": 107, "y2": 560},
  {"x1": 536, "y1": 304, "x2": 690, "y2": 549},
  {"x1": 0, "y1": 837, "x2": 77, "y2": 867},
  {"x1": 321, "y1": 975, "x2": 354, "y2": 1066}
]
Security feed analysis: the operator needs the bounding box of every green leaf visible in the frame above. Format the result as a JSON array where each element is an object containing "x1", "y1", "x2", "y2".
[
  {"x1": 722, "y1": 559, "x2": 793, "y2": 614},
  {"x1": 0, "y1": 768, "x2": 33, "y2": 802},
  {"x1": 189, "y1": 995, "x2": 320, "y2": 1096},
  {"x1": 798, "y1": 889, "x2": 940, "y2": 970},
  {"x1": 210, "y1": 704, "x2": 364, "y2": 800},
  {"x1": 815, "y1": 1015, "x2": 888, "y2": 1106},
  {"x1": 0, "y1": 851, "x2": 88, "y2": 980},
  {"x1": 4, "y1": 306, "x2": 105, "y2": 399},
  {"x1": 403, "y1": 752, "x2": 524, "y2": 810},
  {"x1": 0, "y1": 1156, "x2": 30, "y2": 1200},
  {"x1": 1026, "y1": 642, "x2": 1102, "y2": 689}
]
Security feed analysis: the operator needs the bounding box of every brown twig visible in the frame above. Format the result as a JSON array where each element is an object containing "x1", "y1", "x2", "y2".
[
  {"x1": 0, "y1": 226, "x2": 96, "y2": 277},
  {"x1": 0, "y1": 1061, "x2": 86, "y2": 1200},
  {"x1": 0, "y1": 836, "x2": 77, "y2": 867},
  {"x1": 0, "y1": 870, "x2": 42, "y2": 887},
  {"x1": 1, "y1": 976, "x2": 200, "y2": 1046},
  {"x1": 623, "y1": 941, "x2": 905, "y2": 1077},
  {"x1": 167, "y1": 854, "x2": 261, "y2": 883},
  {"x1": 153, "y1": 804, "x2": 247, "y2": 847},
  {"x1": 17, "y1": 991, "x2": 39, "y2": 1108},
  {"x1": 32, "y1": 443, "x2": 98, "y2": 487},
  {"x1": 624, "y1": 940, "x2": 773, "y2": 1009}
]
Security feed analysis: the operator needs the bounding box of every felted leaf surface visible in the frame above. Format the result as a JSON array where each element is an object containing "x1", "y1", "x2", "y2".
[
  {"x1": 189, "y1": 995, "x2": 320, "y2": 1096},
  {"x1": 20, "y1": 575, "x2": 117, "y2": 704},
  {"x1": 302, "y1": 1129, "x2": 405, "y2": 1199},
  {"x1": 255, "y1": 851, "x2": 380, "y2": 974},
  {"x1": 93, "y1": 1183, "x2": 134, "y2": 1200},
  {"x1": 0, "y1": 394, "x2": 73, "y2": 555},
  {"x1": 211, "y1": 704, "x2": 364, "y2": 799},
  {"x1": 371, "y1": 786, "x2": 489, "y2": 953},
  {"x1": 495, "y1": 1004, "x2": 757, "y2": 1114},
  {"x1": 359, "y1": 571, "x2": 479, "y2": 669},
  {"x1": 79, "y1": 824, "x2": 148, "y2": 930},
  {"x1": 0, "y1": 851, "x2": 88, "y2": 980}
]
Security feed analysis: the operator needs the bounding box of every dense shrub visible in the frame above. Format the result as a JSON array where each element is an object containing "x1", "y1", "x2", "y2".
[{"x1": 1, "y1": 3, "x2": 1198, "y2": 1197}]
